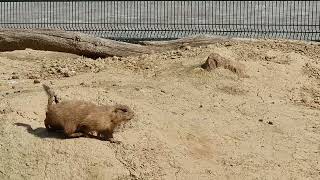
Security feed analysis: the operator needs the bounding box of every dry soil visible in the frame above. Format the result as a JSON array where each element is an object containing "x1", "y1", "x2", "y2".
[{"x1": 0, "y1": 39, "x2": 320, "y2": 180}]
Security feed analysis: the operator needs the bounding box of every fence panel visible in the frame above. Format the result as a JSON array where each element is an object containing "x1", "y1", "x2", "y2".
[{"x1": 0, "y1": 1, "x2": 319, "y2": 42}]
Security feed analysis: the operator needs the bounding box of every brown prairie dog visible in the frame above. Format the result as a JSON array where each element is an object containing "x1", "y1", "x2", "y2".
[{"x1": 43, "y1": 84, "x2": 134, "y2": 142}]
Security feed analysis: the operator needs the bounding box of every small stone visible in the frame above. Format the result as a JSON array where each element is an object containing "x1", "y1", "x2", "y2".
[
  {"x1": 33, "y1": 79, "x2": 40, "y2": 84},
  {"x1": 80, "y1": 82, "x2": 85, "y2": 86},
  {"x1": 176, "y1": 51, "x2": 183, "y2": 56},
  {"x1": 160, "y1": 90, "x2": 166, "y2": 93},
  {"x1": 267, "y1": 121, "x2": 273, "y2": 125},
  {"x1": 199, "y1": 105, "x2": 203, "y2": 108},
  {"x1": 213, "y1": 102, "x2": 220, "y2": 107},
  {"x1": 5, "y1": 92, "x2": 9, "y2": 95},
  {"x1": 184, "y1": 45, "x2": 191, "y2": 50},
  {"x1": 49, "y1": 68, "x2": 57, "y2": 74},
  {"x1": 258, "y1": 119, "x2": 263, "y2": 122},
  {"x1": 61, "y1": 68, "x2": 76, "y2": 77},
  {"x1": 28, "y1": 74, "x2": 40, "y2": 79},
  {"x1": 12, "y1": 75, "x2": 19, "y2": 79}
]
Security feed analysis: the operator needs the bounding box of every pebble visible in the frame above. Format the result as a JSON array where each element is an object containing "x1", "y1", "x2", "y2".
[
  {"x1": 184, "y1": 45, "x2": 191, "y2": 50},
  {"x1": 11, "y1": 75, "x2": 19, "y2": 79},
  {"x1": 28, "y1": 74, "x2": 40, "y2": 79},
  {"x1": 267, "y1": 121, "x2": 273, "y2": 125},
  {"x1": 34, "y1": 79, "x2": 41, "y2": 84}
]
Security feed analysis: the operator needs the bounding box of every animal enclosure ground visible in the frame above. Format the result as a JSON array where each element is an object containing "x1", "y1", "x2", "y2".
[{"x1": 0, "y1": 39, "x2": 319, "y2": 180}]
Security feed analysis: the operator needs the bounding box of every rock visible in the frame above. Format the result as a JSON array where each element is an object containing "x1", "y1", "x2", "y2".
[
  {"x1": 184, "y1": 45, "x2": 191, "y2": 50},
  {"x1": 28, "y1": 74, "x2": 40, "y2": 79},
  {"x1": 63, "y1": 70, "x2": 76, "y2": 77},
  {"x1": 33, "y1": 79, "x2": 40, "y2": 84},
  {"x1": 49, "y1": 68, "x2": 57, "y2": 74},
  {"x1": 12, "y1": 75, "x2": 19, "y2": 79},
  {"x1": 59, "y1": 68, "x2": 76, "y2": 77},
  {"x1": 201, "y1": 53, "x2": 247, "y2": 77},
  {"x1": 267, "y1": 121, "x2": 273, "y2": 125}
]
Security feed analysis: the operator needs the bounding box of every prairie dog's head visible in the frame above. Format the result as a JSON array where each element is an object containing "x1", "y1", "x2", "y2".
[{"x1": 111, "y1": 104, "x2": 134, "y2": 122}]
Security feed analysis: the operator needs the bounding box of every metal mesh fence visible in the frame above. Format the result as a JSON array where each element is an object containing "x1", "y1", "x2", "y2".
[{"x1": 0, "y1": 1, "x2": 319, "y2": 42}]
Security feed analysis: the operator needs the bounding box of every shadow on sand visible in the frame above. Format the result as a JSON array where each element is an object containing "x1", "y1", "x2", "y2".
[
  {"x1": 14, "y1": 122, "x2": 66, "y2": 139},
  {"x1": 13, "y1": 122, "x2": 113, "y2": 142}
]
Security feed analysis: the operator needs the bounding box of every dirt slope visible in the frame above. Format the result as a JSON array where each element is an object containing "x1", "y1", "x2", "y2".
[{"x1": 0, "y1": 39, "x2": 319, "y2": 180}]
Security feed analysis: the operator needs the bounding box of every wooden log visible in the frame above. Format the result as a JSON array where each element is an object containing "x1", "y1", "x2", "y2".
[
  {"x1": 0, "y1": 28, "x2": 153, "y2": 59},
  {"x1": 0, "y1": 29, "x2": 251, "y2": 59},
  {"x1": 141, "y1": 34, "x2": 233, "y2": 49}
]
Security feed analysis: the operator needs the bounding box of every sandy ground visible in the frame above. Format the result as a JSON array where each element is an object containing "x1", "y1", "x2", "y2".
[{"x1": 0, "y1": 39, "x2": 319, "y2": 180}]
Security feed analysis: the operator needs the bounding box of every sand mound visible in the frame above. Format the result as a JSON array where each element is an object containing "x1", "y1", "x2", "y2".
[{"x1": 0, "y1": 39, "x2": 319, "y2": 179}]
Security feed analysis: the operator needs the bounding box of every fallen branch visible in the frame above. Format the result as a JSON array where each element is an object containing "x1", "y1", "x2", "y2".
[
  {"x1": 3, "y1": 29, "x2": 295, "y2": 59},
  {"x1": 0, "y1": 28, "x2": 153, "y2": 59}
]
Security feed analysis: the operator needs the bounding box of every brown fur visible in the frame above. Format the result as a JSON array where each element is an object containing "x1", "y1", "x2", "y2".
[{"x1": 43, "y1": 84, "x2": 134, "y2": 142}]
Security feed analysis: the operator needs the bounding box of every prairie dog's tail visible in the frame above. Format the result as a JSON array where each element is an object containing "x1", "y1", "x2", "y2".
[
  {"x1": 112, "y1": 104, "x2": 134, "y2": 123},
  {"x1": 42, "y1": 84, "x2": 59, "y2": 106}
]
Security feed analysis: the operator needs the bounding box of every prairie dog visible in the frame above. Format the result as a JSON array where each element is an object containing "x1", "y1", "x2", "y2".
[{"x1": 43, "y1": 84, "x2": 134, "y2": 142}]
